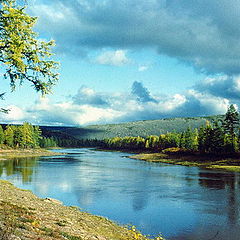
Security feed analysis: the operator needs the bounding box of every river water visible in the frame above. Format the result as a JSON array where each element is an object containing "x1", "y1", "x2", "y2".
[{"x1": 0, "y1": 148, "x2": 240, "y2": 240}]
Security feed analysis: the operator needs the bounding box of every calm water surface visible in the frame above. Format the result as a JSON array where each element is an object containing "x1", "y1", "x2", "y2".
[{"x1": 1, "y1": 148, "x2": 240, "y2": 240}]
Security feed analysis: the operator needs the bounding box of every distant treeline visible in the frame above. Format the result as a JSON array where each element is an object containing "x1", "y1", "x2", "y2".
[
  {"x1": 102, "y1": 105, "x2": 240, "y2": 155},
  {"x1": 40, "y1": 104, "x2": 240, "y2": 155},
  {"x1": 4, "y1": 104, "x2": 238, "y2": 154},
  {"x1": 49, "y1": 137, "x2": 102, "y2": 148}
]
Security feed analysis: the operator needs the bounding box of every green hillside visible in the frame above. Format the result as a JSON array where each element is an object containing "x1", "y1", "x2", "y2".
[{"x1": 40, "y1": 115, "x2": 223, "y2": 140}]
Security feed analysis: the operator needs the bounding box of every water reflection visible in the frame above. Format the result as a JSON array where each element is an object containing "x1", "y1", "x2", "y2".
[
  {"x1": 199, "y1": 170, "x2": 240, "y2": 226},
  {"x1": 0, "y1": 157, "x2": 38, "y2": 183},
  {"x1": 1, "y1": 149, "x2": 240, "y2": 240}
]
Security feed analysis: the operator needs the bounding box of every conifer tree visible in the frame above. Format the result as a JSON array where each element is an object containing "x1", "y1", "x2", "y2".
[
  {"x1": 184, "y1": 127, "x2": 194, "y2": 150},
  {"x1": 20, "y1": 122, "x2": 34, "y2": 148},
  {"x1": 12, "y1": 125, "x2": 22, "y2": 147},
  {"x1": 4, "y1": 125, "x2": 14, "y2": 147},
  {"x1": 0, "y1": 125, "x2": 4, "y2": 144},
  {"x1": 211, "y1": 121, "x2": 225, "y2": 154},
  {"x1": 33, "y1": 126, "x2": 42, "y2": 148},
  {"x1": 223, "y1": 104, "x2": 239, "y2": 152}
]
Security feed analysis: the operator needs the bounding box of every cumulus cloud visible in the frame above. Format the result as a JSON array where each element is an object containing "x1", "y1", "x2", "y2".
[
  {"x1": 131, "y1": 81, "x2": 158, "y2": 103},
  {"x1": 30, "y1": 0, "x2": 240, "y2": 75},
  {"x1": 0, "y1": 81, "x2": 233, "y2": 126},
  {"x1": 175, "y1": 90, "x2": 230, "y2": 117},
  {"x1": 194, "y1": 75, "x2": 240, "y2": 100},
  {"x1": 2, "y1": 105, "x2": 26, "y2": 123},
  {"x1": 95, "y1": 50, "x2": 130, "y2": 66},
  {"x1": 72, "y1": 86, "x2": 109, "y2": 106}
]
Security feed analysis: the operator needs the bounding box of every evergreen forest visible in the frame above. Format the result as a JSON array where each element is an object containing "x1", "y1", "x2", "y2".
[
  {"x1": 0, "y1": 122, "x2": 57, "y2": 148},
  {"x1": 102, "y1": 105, "x2": 240, "y2": 155}
]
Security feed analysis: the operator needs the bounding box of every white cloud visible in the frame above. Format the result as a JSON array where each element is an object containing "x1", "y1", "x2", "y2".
[
  {"x1": 159, "y1": 94, "x2": 186, "y2": 112},
  {"x1": 0, "y1": 81, "x2": 233, "y2": 126},
  {"x1": 3, "y1": 105, "x2": 25, "y2": 122},
  {"x1": 72, "y1": 105, "x2": 123, "y2": 125},
  {"x1": 194, "y1": 75, "x2": 240, "y2": 100},
  {"x1": 30, "y1": 0, "x2": 240, "y2": 75},
  {"x1": 95, "y1": 50, "x2": 130, "y2": 66}
]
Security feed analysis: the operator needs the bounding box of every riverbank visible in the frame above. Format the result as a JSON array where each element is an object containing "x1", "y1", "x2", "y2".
[
  {"x1": 0, "y1": 148, "x2": 61, "y2": 160},
  {"x1": 0, "y1": 180, "x2": 162, "y2": 240},
  {"x1": 130, "y1": 152, "x2": 240, "y2": 172}
]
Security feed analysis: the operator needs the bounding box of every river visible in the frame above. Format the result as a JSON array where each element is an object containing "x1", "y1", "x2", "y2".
[{"x1": 0, "y1": 148, "x2": 240, "y2": 240}]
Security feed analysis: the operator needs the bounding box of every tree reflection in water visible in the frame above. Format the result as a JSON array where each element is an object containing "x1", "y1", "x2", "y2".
[
  {"x1": 0, "y1": 157, "x2": 38, "y2": 183},
  {"x1": 199, "y1": 170, "x2": 240, "y2": 225}
]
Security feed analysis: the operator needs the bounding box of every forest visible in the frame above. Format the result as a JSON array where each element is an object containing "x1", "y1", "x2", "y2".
[
  {"x1": 1, "y1": 104, "x2": 239, "y2": 156},
  {"x1": 0, "y1": 122, "x2": 57, "y2": 149},
  {"x1": 102, "y1": 105, "x2": 240, "y2": 155}
]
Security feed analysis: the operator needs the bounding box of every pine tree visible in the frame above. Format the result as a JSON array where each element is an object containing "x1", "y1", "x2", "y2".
[
  {"x1": 198, "y1": 121, "x2": 212, "y2": 153},
  {"x1": 20, "y1": 122, "x2": 34, "y2": 148},
  {"x1": 223, "y1": 104, "x2": 239, "y2": 152},
  {"x1": 12, "y1": 125, "x2": 22, "y2": 148},
  {"x1": 184, "y1": 127, "x2": 194, "y2": 151},
  {"x1": 211, "y1": 121, "x2": 225, "y2": 154},
  {"x1": 0, "y1": 125, "x2": 4, "y2": 144},
  {"x1": 33, "y1": 126, "x2": 42, "y2": 148},
  {"x1": 4, "y1": 125, "x2": 14, "y2": 147},
  {"x1": 198, "y1": 126, "x2": 206, "y2": 153}
]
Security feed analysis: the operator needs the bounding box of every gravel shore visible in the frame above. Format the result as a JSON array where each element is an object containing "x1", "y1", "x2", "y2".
[{"x1": 0, "y1": 180, "x2": 161, "y2": 240}]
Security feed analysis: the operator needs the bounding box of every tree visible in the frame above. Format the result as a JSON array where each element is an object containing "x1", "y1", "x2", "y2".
[
  {"x1": 33, "y1": 126, "x2": 42, "y2": 148},
  {"x1": 0, "y1": 124, "x2": 4, "y2": 143},
  {"x1": 223, "y1": 104, "x2": 239, "y2": 152},
  {"x1": 210, "y1": 121, "x2": 225, "y2": 154},
  {"x1": 4, "y1": 125, "x2": 13, "y2": 146},
  {"x1": 12, "y1": 125, "x2": 22, "y2": 147},
  {"x1": 0, "y1": 0, "x2": 59, "y2": 101},
  {"x1": 182, "y1": 127, "x2": 196, "y2": 151},
  {"x1": 20, "y1": 122, "x2": 34, "y2": 148},
  {"x1": 198, "y1": 121, "x2": 212, "y2": 153}
]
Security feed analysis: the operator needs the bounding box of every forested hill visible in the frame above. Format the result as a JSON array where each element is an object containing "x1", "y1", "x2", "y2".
[{"x1": 40, "y1": 115, "x2": 222, "y2": 140}]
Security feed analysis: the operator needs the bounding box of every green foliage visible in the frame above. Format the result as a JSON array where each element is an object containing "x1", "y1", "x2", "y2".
[
  {"x1": 4, "y1": 125, "x2": 13, "y2": 146},
  {"x1": 223, "y1": 104, "x2": 239, "y2": 152},
  {"x1": 0, "y1": 122, "x2": 56, "y2": 149},
  {"x1": 101, "y1": 106, "x2": 240, "y2": 155},
  {"x1": 36, "y1": 107, "x2": 240, "y2": 154},
  {"x1": 0, "y1": 0, "x2": 59, "y2": 95},
  {"x1": 210, "y1": 122, "x2": 225, "y2": 153},
  {"x1": 0, "y1": 124, "x2": 4, "y2": 144},
  {"x1": 39, "y1": 137, "x2": 57, "y2": 148},
  {"x1": 39, "y1": 115, "x2": 222, "y2": 142}
]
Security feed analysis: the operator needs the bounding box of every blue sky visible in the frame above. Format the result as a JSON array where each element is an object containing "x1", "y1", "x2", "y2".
[{"x1": 1, "y1": 0, "x2": 240, "y2": 126}]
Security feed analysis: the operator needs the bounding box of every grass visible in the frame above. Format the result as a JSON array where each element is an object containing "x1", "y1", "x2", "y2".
[
  {"x1": 0, "y1": 148, "x2": 60, "y2": 160},
  {"x1": 61, "y1": 232, "x2": 83, "y2": 240},
  {"x1": 0, "y1": 180, "x2": 165, "y2": 240},
  {"x1": 131, "y1": 152, "x2": 240, "y2": 172}
]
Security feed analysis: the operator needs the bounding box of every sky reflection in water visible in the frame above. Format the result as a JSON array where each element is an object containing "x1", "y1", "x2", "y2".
[{"x1": 0, "y1": 148, "x2": 240, "y2": 240}]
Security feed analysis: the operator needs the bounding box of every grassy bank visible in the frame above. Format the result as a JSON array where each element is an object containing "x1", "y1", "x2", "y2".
[
  {"x1": 0, "y1": 180, "x2": 163, "y2": 240},
  {"x1": 0, "y1": 148, "x2": 61, "y2": 160},
  {"x1": 130, "y1": 152, "x2": 240, "y2": 172}
]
